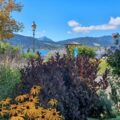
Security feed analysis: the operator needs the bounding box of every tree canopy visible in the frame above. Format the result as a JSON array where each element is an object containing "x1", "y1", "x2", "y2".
[{"x1": 0, "y1": 0, "x2": 23, "y2": 40}]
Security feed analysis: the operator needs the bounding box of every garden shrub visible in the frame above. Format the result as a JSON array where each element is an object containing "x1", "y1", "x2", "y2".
[
  {"x1": 107, "y1": 48, "x2": 120, "y2": 76},
  {"x1": 0, "y1": 42, "x2": 19, "y2": 55},
  {"x1": 68, "y1": 45, "x2": 96, "y2": 58},
  {"x1": 22, "y1": 52, "x2": 36, "y2": 59},
  {"x1": 98, "y1": 58, "x2": 108, "y2": 75},
  {"x1": 0, "y1": 64, "x2": 21, "y2": 100},
  {"x1": 19, "y1": 53, "x2": 109, "y2": 120},
  {"x1": 109, "y1": 76, "x2": 120, "y2": 107},
  {"x1": 107, "y1": 33, "x2": 120, "y2": 76},
  {"x1": 97, "y1": 90, "x2": 115, "y2": 119}
]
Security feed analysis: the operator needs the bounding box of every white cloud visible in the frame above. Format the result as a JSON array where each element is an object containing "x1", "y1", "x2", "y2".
[
  {"x1": 109, "y1": 17, "x2": 120, "y2": 25},
  {"x1": 68, "y1": 17, "x2": 120, "y2": 33},
  {"x1": 68, "y1": 20, "x2": 80, "y2": 27}
]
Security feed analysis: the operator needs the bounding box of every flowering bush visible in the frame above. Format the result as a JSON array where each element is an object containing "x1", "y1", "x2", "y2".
[{"x1": 0, "y1": 85, "x2": 63, "y2": 120}]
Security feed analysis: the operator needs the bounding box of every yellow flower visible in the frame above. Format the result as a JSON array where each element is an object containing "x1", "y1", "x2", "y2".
[
  {"x1": 10, "y1": 104, "x2": 22, "y2": 115},
  {"x1": 30, "y1": 85, "x2": 41, "y2": 95},
  {"x1": 0, "y1": 107, "x2": 8, "y2": 117},
  {"x1": 37, "y1": 114, "x2": 47, "y2": 120},
  {"x1": 17, "y1": 103, "x2": 24, "y2": 107},
  {"x1": 48, "y1": 99, "x2": 58, "y2": 106},
  {"x1": 23, "y1": 103, "x2": 36, "y2": 118},
  {"x1": 15, "y1": 94, "x2": 29, "y2": 102},
  {"x1": 45, "y1": 109, "x2": 63, "y2": 120},
  {"x1": 29, "y1": 96, "x2": 39, "y2": 104},
  {"x1": 0, "y1": 85, "x2": 63, "y2": 120},
  {"x1": 10, "y1": 113, "x2": 24, "y2": 120},
  {"x1": 34, "y1": 107, "x2": 45, "y2": 118},
  {"x1": 2, "y1": 97, "x2": 11, "y2": 105},
  {"x1": 24, "y1": 94, "x2": 30, "y2": 99},
  {"x1": 24, "y1": 109, "x2": 35, "y2": 118},
  {"x1": 23, "y1": 101, "x2": 35, "y2": 108}
]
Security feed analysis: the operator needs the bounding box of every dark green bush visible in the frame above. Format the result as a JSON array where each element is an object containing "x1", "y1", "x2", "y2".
[
  {"x1": 107, "y1": 33, "x2": 120, "y2": 75},
  {"x1": 0, "y1": 64, "x2": 21, "y2": 100}
]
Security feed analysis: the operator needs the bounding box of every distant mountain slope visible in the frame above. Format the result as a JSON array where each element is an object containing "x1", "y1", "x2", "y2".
[
  {"x1": 58, "y1": 36, "x2": 113, "y2": 47},
  {"x1": 38, "y1": 36, "x2": 54, "y2": 42},
  {"x1": 6, "y1": 34, "x2": 113, "y2": 49},
  {"x1": 7, "y1": 34, "x2": 60, "y2": 49}
]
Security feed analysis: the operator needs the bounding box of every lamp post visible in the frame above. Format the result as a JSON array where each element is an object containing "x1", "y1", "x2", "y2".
[{"x1": 32, "y1": 21, "x2": 37, "y2": 52}]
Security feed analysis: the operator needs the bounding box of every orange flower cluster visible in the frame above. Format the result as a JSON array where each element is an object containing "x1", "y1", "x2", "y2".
[{"x1": 0, "y1": 85, "x2": 64, "y2": 120}]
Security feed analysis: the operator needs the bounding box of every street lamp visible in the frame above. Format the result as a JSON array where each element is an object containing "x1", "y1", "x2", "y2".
[{"x1": 32, "y1": 21, "x2": 37, "y2": 52}]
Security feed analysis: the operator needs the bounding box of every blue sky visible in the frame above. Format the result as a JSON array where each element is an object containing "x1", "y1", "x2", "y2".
[{"x1": 12, "y1": 0, "x2": 120, "y2": 41}]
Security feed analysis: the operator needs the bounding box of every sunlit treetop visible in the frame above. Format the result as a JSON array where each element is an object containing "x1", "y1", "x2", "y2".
[{"x1": 0, "y1": 0, "x2": 23, "y2": 41}]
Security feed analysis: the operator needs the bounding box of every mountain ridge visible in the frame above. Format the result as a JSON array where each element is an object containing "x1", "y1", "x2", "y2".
[
  {"x1": 58, "y1": 35, "x2": 113, "y2": 47},
  {"x1": 6, "y1": 34, "x2": 113, "y2": 49}
]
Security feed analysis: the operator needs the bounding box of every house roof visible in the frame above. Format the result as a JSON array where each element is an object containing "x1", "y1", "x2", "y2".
[{"x1": 65, "y1": 42, "x2": 82, "y2": 45}]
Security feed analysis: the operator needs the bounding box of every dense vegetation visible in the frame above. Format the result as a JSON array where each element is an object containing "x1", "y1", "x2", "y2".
[
  {"x1": 107, "y1": 33, "x2": 120, "y2": 76},
  {"x1": 18, "y1": 53, "x2": 110, "y2": 120},
  {"x1": 1, "y1": 35, "x2": 120, "y2": 119},
  {"x1": 1, "y1": 38, "x2": 120, "y2": 119},
  {"x1": 0, "y1": 42, "x2": 19, "y2": 55},
  {"x1": 0, "y1": 0, "x2": 23, "y2": 40},
  {"x1": 22, "y1": 52, "x2": 36, "y2": 59},
  {"x1": 0, "y1": 64, "x2": 21, "y2": 100},
  {"x1": 68, "y1": 45, "x2": 96, "y2": 58},
  {"x1": 0, "y1": 1, "x2": 120, "y2": 119},
  {"x1": 0, "y1": 85, "x2": 63, "y2": 120}
]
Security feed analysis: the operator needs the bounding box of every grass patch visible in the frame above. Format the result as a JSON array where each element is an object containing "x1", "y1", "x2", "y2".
[{"x1": 0, "y1": 64, "x2": 21, "y2": 99}]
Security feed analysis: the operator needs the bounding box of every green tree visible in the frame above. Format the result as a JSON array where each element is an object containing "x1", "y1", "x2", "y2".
[{"x1": 107, "y1": 33, "x2": 120, "y2": 76}]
